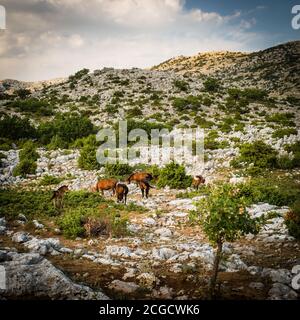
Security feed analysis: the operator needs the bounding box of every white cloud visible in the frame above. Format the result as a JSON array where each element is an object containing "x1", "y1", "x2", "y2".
[{"x1": 0, "y1": 0, "x2": 265, "y2": 80}]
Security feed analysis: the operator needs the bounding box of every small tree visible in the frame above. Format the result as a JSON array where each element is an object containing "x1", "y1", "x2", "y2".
[{"x1": 198, "y1": 184, "x2": 262, "y2": 299}]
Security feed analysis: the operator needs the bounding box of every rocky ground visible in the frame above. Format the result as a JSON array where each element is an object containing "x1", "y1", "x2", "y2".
[{"x1": 1, "y1": 182, "x2": 299, "y2": 300}]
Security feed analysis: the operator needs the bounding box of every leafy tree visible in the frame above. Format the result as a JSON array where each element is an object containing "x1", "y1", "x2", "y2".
[{"x1": 197, "y1": 184, "x2": 262, "y2": 298}]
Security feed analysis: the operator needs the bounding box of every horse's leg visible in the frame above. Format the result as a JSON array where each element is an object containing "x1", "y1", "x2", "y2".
[
  {"x1": 124, "y1": 194, "x2": 127, "y2": 205},
  {"x1": 141, "y1": 188, "x2": 144, "y2": 198},
  {"x1": 146, "y1": 187, "x2": 149, "y2": 199}
]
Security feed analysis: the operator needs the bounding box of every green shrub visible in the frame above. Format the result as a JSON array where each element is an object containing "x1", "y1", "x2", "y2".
[
  {"x1": 203, "y1": 77, "x2": 220, "y2": 92},
  {"x1": 157, "y1": 162, "x2": 192, "y2": 189},
  {"x1": 58, "y1": 208, "x2": 87, "y2": 238},
  {"x1": 104, "y1": 163, "x2": 133, "y2": 177},
  {"x1": 78, "y1": 135, "x2": 101, "y2": 170},
  {"x1": 8, "y1": 98, "x2": 53, "y2": 116},
  {"x1": 13, "y1": 159, "x2": 37, "y2": 177},
  {"x1": 0, "y1": 190, "x2": 56, "y2": 220},
  {"x1": 13, "y1": 141, "x2": 39, "y2": 177},
  {"x1": 285, "y1": 201, "x2": 300, "y2": 239},
  {"x1": 172, "y1": 95, "x2": 202, "y2": 112},
  {"x1": 173, "y1": 80, "x2": 189, "y2": 92},
  {"x1": 272, "y1": 128, "x2": 297, "y2": 139},
  {"x1": 266, "y1": 112, "x2": 295, "y2": 127},
  {"x1": 38, "y1": 113, "x2": 95, "y2": 147},
  {"x1": 231, "y1": 140, "x2": 278, "y2": 170},
  {"x1": 39, "y1": 175, "x2": 63, "y2": 186},
  {"x1": 236, "y1": 177, "x2": 300, "y2": 207},
  {"x1": 0, "y1": 115, "x2": 37, "y2": 140}
]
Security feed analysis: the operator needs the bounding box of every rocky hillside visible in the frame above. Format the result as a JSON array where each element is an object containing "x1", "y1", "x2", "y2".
[
  {"x1": 1, "y1": 41, "x2": 300, "y2": 300},
  {"x1": 152, "y1": 41, "x2": 300, "y2": 97}
]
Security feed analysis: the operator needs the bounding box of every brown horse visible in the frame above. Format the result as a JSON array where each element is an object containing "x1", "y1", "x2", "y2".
[
  {"x1": 93, "y1": 178, "x2": 117, "y2": 196},
  {"x1": 192, "y1": 175, "x2": 205, "y2": 190},
  {"x1": 115, "y1": 183, "x2": 129, "y2": 204},
  {"x1": 138, "y1": 180, "x2": 154, "y2": 199},
  {"x1": 127, "y1": 172, "x2": 153, "y2": 185},
  {"x1": 51, "y1": 185, "x2": 69, "y2": 210}
]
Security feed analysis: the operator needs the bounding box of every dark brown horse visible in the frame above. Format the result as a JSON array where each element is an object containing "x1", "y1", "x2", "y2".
[
  {"x1": 127, "y1": 172, "x2": 153, "y2": 185},
  {"x1": 51, "y1": 185, "x2": 69, "y2": 210},
  {"x1": 115, "y1": 183, "x2": 129, "y2": 204},
  {"x1": 92, "y1": 178, "x2": 117, "y2": 196},
  {"x1": 191, "y1": 175, "x2": 205, "y2": 190},
  {"x1": 138, "y1": 180, "x2": 154, "y2": 198}
]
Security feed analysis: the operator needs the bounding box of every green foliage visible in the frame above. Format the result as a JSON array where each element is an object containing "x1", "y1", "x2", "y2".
[
  {"x1": 236, "y1": 177, "x2": 300, "y2": 207},
  {"x1": 172, "y1": 95, "x2": 202, "y2": 112},
  {"x1": 285, "y1": 201, "x2": 300, "y2": 239},
  {"x1": 204, "y1": 131, "x2": 229, "y2": 150},
  {"x1": 57, "y1": 208, "x2": 87, "y2": 238},
  {"x1": 38, "y1": 113, "x2": 95, "y2": 147},
  {"x1": 104, "y1": 163, "x2": 133, "y2": 177},
  {"x1": 0, "y1": 115, "x2": 37, "y2": 140},
  {"x1": 157, "y1": 162, "x2": 192, "y2": 189},
  {"x1": 198, "y1": 184, "x2": 262, "y2": 245},
  {"x1": 266, "y1": 112, "x2": 296, "y2": 127},
  {"x1": 15, "y1": 88, "x2": 31, "y2": 99},
  {"x1": 272, "y1": 127, "x2": 297, "y2": 139},
  {"x1": 39, "y1": 175, "x2": 63, "y2": 186},
  {"x1": 77, "y1": 135, "x2": 101, "y2": 170},
  {"x1": 231, "y1": 140, "x2": 278, "y2": 170},
  {"x1": 13, "y1": 141, "x2": 39, "y2": 177},
  {"x1": 8, "y1": 98, "x2": 53, "y2": 116},
  {"x1": 69, "y1": 68, "x2": 89, "y2": 82},
  {"x1": 0, "y1": 189, "x2": 56, "y2": 220},
  {"x1": 203, "y1": 77, "x2": 220, "y2": 92},
  {"x1": 173, "y1": 80, "x2": 189, "y2": 92},
  {"x1": 127, "y1": 107, "x2": 143, "y2": 118}
]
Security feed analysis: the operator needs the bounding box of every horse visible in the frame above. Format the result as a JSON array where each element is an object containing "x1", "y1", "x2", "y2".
[
  {"x1": 51, "y1": 185, "x2": 69, "y2": 210},
  {"x1": 93, "y1": 178, "x2": 118, "y2": 196},
  {"x1": 115, "y1": 183, "x2": 129, "y2": 204},
  {"x1": 191, "y1": 175, "x2": 206, "y2": 190},
  {"x1": 126, "y1": 172, "x2": 153, "y2": 185},
  {"x1": 138, "y1": 180, "x2": 154, "y2": 199}
]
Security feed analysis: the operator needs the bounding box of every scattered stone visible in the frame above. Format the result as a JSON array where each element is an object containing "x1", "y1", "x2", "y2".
[
  {"x1": 109, "y1": 280, "x2": 139, "y2": 294},
  {"x1": 12, "y1": 232, "x2": 30, "y2": 243}
]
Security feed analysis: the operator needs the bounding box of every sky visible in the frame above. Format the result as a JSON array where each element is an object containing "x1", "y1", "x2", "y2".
[{"x1": 0, "y1": 0, "x2": 299, "y2": 81}]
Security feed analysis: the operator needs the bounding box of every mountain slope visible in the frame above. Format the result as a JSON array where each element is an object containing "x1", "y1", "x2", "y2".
[{"x1": 152, "y1": 41, "x2": 300, "y2": 96}]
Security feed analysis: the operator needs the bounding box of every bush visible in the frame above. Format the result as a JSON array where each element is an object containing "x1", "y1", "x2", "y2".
[
  {"x1": 157, "y1": 162, "x2": 192, "y2": 189},
  {"x1": 236, "y1": 177, "x2": 300, "y2": 207},
  {"x1": 272, "y1": 128, "x2": 297, "y2": 139},
  {"x1": 13, "y1": 141, "x2": 39, "y2": 177},
  {"x1": 203, "y1": 77, "x2": 220, "y2": 92},
  {"x1": 172, "y1": 96, "x2": 202, "y2": 112},
  {"x1": 173, "y1": 80, "x2": 189, "y2": 92},
  {"x1": 58, "y1": 208, "x2": 87, "y2": 238},
  {"x1": 231, "y1": 140, "x2": 278, "y2": 170},
  {"x1": 266, "y1": 113, "x2": 296, "y2": 127},
  {"x1": 104, "y1": 163, "x2": 133, "y2": 177},
  {"x1": 285, "y1": 201, "x2": 300, "y2": 239},
  {"x1": 0, "y1": 115, "x2": 37, "y2": 140},
  {"x1": 77, "y1": 135, "x2": 101, "y2": 170},
  {"x1": 38, "y1": 113, "x2": 95, "y2": 147},
  {"x1": 0, "y1": 190, "x2": 56, "y2": 220},
  {"x1": 39, "y1": 175, "x2": 63, "y2": 186},
  {"x1": 8, "y1": 98, "x2": 53, "y2": 116}
]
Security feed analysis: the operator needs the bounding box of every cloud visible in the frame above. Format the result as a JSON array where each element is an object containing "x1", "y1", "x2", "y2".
[{"x1": 0, "y1": 0, "x2": 266, "y2": 81}]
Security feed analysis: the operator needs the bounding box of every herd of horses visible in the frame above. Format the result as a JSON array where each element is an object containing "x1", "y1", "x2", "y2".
[{"x1": 51, "y1": 172, "x2": 205, "y2": 208}]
